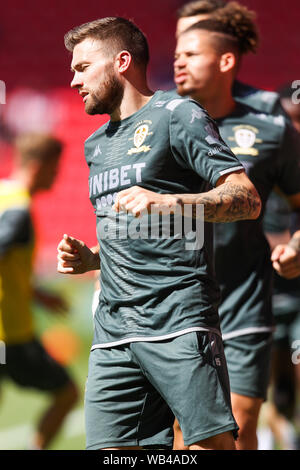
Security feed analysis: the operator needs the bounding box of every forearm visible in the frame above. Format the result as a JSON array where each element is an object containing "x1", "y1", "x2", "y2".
[
  {"x1": 114, "y1": 172, "x2": 261, "y2": 222},
  {"x1": 288, "y1": 230, "x2": 300, "y2": 252},
  {"x1": 176, "y1": 182, "x2": 261, "y2": 223}
]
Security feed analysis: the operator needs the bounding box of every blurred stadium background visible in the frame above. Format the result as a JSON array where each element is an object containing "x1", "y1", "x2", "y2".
[{"x1": 0, "y1": 0, "x2": 299, "y2": 449}]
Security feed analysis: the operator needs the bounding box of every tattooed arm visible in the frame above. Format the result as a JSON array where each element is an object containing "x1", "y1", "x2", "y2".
[
  {"x1": 114, "y1": 170, "x2": 261, "y2": 222},
  {"x1": 176, "y1": 170, "x2": 261, "y2": 222}
]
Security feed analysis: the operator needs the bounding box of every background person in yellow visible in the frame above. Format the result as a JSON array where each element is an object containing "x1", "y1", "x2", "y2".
[{"x1": 0, "y1": 133, "x2": 78, "y2": 449}]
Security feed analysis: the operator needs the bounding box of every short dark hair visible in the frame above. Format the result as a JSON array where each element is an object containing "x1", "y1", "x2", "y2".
[
  {"x1": 15, "y1": 133, "x2": 63, "y2": 166},
  {"x1": 64, "y1": 17, "x2": 149, "y2": 67},
  {"x1": 184, "y1": 2, "x2": 259, "y2": 56},
  {"x1": 177, "y1": 0, "x2": 226, "y2": 18}
]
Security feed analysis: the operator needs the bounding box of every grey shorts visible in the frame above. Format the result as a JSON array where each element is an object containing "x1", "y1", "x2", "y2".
[
  {"x1": 223, "y1": 333, "x2": 273, "y2": 400},
  {"x1": 85, "y1": 331, "x2": 238, "y2": 449}
]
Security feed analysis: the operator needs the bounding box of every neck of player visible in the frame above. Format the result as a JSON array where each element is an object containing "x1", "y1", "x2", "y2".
[
  {"x1": 192, "y1": 84, "x2": 236, "y2": 120},
  {"x1": 110, "y1": 76, "x2": 153, "y2": 122}
]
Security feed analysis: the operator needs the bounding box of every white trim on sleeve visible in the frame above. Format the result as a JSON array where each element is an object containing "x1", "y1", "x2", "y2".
[{"x1": 219, "y1": 166, "x2": 245, "y2": 176}]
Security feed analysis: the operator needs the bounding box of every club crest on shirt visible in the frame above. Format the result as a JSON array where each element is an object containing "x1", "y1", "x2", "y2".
[
  {"x1": 128, "y1": 121, "x2": 152, "y2": 155},
  {"x1": 229, "y1": 125, "x2": 262, "y2": 156},
  {"x1": 134, "y1": 124, "x2": 149, "y2": 148}
]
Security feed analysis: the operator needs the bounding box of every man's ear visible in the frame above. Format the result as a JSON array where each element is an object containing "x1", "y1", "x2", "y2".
[
  {"x1": 116, "y1": 50, "x2": 132, "y2": 74},
  {"x1": 219, "y1": 52, "x2": 236, "y2": 73}
]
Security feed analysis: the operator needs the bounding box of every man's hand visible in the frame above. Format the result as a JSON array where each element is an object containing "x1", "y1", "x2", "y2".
[
  {"x1": 57, "y1": 234, "x2": 100, "y2": 274},
  {"x1": 112, "y1": 173, "x2": 261, "y2": 223},
  {"x1": 113, "y1": 186, "x2": 183, "y2": 217},
  {"x1": 271, "y1": 244, "x2": 300, "y2": 279}
]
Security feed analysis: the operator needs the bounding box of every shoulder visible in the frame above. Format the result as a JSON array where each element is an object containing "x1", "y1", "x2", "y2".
[
  {"x1": 233, "y1": 80, "x2": 280, "y2": 113},
  {"x1": 156, "y1": 93, "x2": 210, "y2": 129},
  {"x1": 85, "y1": 121, "x2": 109, "y2": 145},
  {"x1": 243, "y1": 106, "x2": 300, "y2": 159},
  {"x1": 0, "y1": 181, "x2": 32, "y2": 250},
  {"x1": 151, "y1": 89, "x2": 206, "y2": 116},
  {"x1": 234, "y1": 103, "x2": 287, "y2": 137},
  {"x1": 0, "y1": 180, "x2": 30, "y2": 213}
]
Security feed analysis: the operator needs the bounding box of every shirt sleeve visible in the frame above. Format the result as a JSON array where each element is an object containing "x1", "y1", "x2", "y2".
[
  {"x1": 169, "y1": 99, "x2": 244, "y2": 187},
  {"x1": 0, "y1": 209, "x2": 32, "y2": 256},
  {"x1": 276, "y1": 124, "x2": 300, "y2": 196},
  {"x1": 233, "y1": 81, "x2": 288, "y2": 118}
]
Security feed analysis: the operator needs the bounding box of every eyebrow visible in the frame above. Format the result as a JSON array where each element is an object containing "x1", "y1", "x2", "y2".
[{"x1": 70, "y1": 62, "x2": 89, "y2": 72}]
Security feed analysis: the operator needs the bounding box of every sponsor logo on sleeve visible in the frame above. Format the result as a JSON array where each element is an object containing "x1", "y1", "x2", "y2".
[
  {"x1": 190, "y1": 108, "x2": 203, "y2": 124},
  {"x1": 93, "y1": 144, "x2": 102, "y2": 157},
  {"x1": 205, "y1": 123, "x2": 222, "y2": 146}
]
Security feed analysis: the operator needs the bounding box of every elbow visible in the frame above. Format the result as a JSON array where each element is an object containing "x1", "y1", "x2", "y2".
[{"x1": 249, "y1": 189, "x2": 262, "y2": 220}]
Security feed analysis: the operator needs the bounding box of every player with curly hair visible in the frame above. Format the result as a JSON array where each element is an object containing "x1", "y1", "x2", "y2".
[
  {"x1": 176, "y1": 1, "x2": 286, "y2": 116},
  {"x1": 174, "y1": 6, "x2": 300, "y2": 449}
]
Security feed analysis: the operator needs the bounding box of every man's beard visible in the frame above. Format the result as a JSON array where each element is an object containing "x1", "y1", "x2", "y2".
[
  {"x1": 176, "y1": 83, "x2": 190, "y2": 97},
  {"x1": 176, "y1": 79, "x2": 198, "y2": 98},
  {"x1": 85, "y1": 64, "x2": 124, "y2": 116},
  {"x1": 176, "y1": 82, "x2": 202, "y2": 103}
]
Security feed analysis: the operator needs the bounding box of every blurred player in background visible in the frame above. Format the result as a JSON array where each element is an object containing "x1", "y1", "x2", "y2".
[
  {"x1": 0, "y1": 133, "x2": 78, "y2": 449},
  {"x1": 57, "y1": 16, "x2": 263, "y2": 450},
  {"x1": 176, "y1": 0, "x2": 286, "y2": 117},
  {"x1": 262, "y1": 83, "x2": 300, "y2": 449},
  {"x1": 174, "y1": 5, "x2": 300, "y2": 449}
]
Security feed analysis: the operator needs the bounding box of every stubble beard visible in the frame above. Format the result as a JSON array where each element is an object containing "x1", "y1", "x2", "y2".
[
  {"x1": 176, "y1": 81, "x2": 203, "y2": 104},
  {"x1": 176, "y1": 83, "x2": 190, "y2": 97},
  {"x1": 85, "y1": 64, "x2": 124, "y2": 116}
]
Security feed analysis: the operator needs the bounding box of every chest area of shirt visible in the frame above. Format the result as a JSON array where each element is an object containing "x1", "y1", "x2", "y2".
[
  {"x1": 219, "y1": 121, "x2": 279, "y2": 163},
  {"x1": 87, "y1": 117, "x2": 185, "y2": 209},
  {"x1": 218, "y1": 121, "x2": 281, "y2": 187}
]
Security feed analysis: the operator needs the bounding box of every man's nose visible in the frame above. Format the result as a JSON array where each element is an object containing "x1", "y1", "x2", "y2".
[
  {"x1": 70, "y1": 72, "x2": 83, "y2": 89},
  {"x1": 174, "y1": 56, "x2": 186, "y2": 69}
]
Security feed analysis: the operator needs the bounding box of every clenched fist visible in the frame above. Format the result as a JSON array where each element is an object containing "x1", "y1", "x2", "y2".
[
  {"x1": 57, "y1": 234, "x2": 100, "y2": 274},
  {"x1": 113, "y1": 186, "x2": 183, "y2": 217},
  {"x1": 271, "y1": 243, "x2": 300, "y2": 279}
]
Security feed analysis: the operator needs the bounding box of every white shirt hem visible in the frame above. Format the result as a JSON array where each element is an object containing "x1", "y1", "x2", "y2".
[{"x1": 90, "y1": 326, "x2": 221, "y2": 350}]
